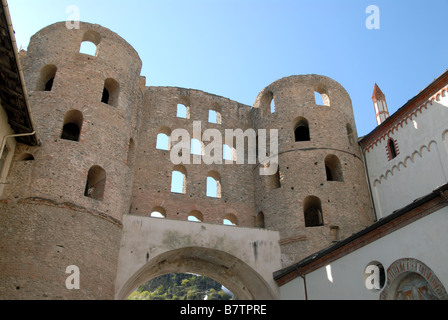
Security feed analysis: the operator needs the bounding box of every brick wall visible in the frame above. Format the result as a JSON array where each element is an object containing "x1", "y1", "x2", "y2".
[
  {"x1": 251, "y1": 75, "x2": 374, "y2": 266},
  {"x1": 0, "y1": 21, "x2": 376, "y2": 298}
]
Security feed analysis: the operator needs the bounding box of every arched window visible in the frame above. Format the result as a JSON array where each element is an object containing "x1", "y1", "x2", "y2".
[
  {"x1": 80, "y1": 41, "x2": 97, "y2": 56},
  {"x1": 304, "y1": 196, "x2": 323, "y2": 227},
  {"x1": 325, "y1": 155, "x2": 344, "y2": 182},
  {"x1": 209, "y1": 108, "x2": 222, "y2": 124},
  {"x1": 270, "y1": 95, "x2": 275, "y2": 114},
  {"x1": 101, "y1": 78, "x2": 120, "y2": 107},
  {"x1": 314, "y1": 91, "x2": 324, "y2": 105},
  {"x1": 294, "y1": 117, "x2": 310, "y2": 142},
  {"x1": 256, "y1": 212, "x2": 265, "y2": 229},
  {"x1": 156, "y1": 134, "x2": 170, "y2": 151},
  {"x1": 150, "y1": 207, "x2": 166, "y2": 219},
  {"x1": 188, "y1": 210, "x2": 203, "y2": 222},
  {"x1": 190, "y1": 138, "x2": 203, "y2": 155},
  {"x1": 314, "y1": 86, "x2": 330, "y2": 106},
  {"x1": 156, "y1": 127, "x2": 171, "y2": 151},
  {"x1": 18, "y1": 153, "x2": 34, "y2": 161},
  {"x1": 79, "y1": 30, "x2": 101, "y2": 56},
  {"x1": 102, "y1": 89, "x2": 109, "y2": 104},
  {"x1": 84, "y1": 165, "x2": 106, "y2": 200},
  {"x1": 45, "y1": 78, "x2": 54, "y2": 91},
  {"x1": 61, "y1": 110, "x2": 83, "y2": 142},
  {"x1": 171, "y1": 165, "x2": 186, "y2": 194},
  {"x1": 259, "y1": 90, "x2": 275, "y2": 115},
  {"x1": 223, "y1": 213, "x2": 238, "y2": 226},
  {"x1": 388, "y1": 138, "x2": 398, "y2": 160},
  {"x1": 206, "y1": 171, "x2": 221, "y2": 198},
  {"x1": 36, "y1": 64, "x2": 57, "y2": 91},
  {"x1": 223, "y1": 144, "x2": 235, "y2": 162},
  {"x1": 177, "y1": 103, "x2": 190, "y2": 119}
]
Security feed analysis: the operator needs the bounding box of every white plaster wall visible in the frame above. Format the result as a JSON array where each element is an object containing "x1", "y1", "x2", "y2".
[
  {"x1": 364, "y1": 91, "x2": 448, "y2": 218},
  {"x1": 279, "y1": 276, "x2": 306, "y2": 300},
  {"x1": 279, "y1": 206, "x2": 448, "y2": 300},
  {"x1": 0, "y1": 103, "x2": 16, "y2": 195}
]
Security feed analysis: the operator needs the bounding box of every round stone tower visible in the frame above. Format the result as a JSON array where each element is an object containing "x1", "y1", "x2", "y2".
[
  {"x1": 251, "y1": 75, "x2": 374, "y2": 267},
  {"x1": 0, "y1": 22, "x2": 143, "y2": 299}
]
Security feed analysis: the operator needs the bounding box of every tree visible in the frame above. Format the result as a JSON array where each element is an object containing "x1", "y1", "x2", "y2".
[
  {"x1": 127, "y1": 273, "x2": 235, "y2": 300},
  {"x1": 181, "y1": 279, "x2": 190, "y2": 286}
]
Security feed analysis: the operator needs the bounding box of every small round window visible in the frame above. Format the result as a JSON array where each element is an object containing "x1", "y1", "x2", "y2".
[{"x1": 364, "y1": 261, "x2": 386, "y2": 292}]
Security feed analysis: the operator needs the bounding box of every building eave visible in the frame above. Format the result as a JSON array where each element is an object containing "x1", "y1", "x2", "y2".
[
  {"x1": 359, "y1": 69, "x2": 448, "y2": 153},
  {"x1": 0, "y1": 0, "x2": 38, "y2": 146}
]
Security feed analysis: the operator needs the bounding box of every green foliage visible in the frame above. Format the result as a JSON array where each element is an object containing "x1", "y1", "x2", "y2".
[
  {"x1": 181, "y1": 278, "x2": 190, "y2": 286},
  {"x1": 127, "y1": 273, "x2": 236, "y2": 300}
]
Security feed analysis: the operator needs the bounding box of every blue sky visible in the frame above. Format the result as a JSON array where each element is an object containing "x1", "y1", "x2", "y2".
[{"x1": 6, "y1": 0, "x2": 448, "y2": 137}]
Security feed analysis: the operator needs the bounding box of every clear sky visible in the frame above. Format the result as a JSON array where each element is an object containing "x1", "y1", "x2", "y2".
[{"x1": 6, "y1": 0, "x2": 448, "y2": 137}]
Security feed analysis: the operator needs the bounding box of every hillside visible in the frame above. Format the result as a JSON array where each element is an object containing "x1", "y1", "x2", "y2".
[{"x1": 127, "y1": 273, "x2": 236, "y2": 300}]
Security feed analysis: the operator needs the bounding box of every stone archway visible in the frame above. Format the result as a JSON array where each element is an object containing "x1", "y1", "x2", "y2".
[
  {"x1": 116, "y1": 246, "x2": 277, "y2": 300},
  {"x1": 380, "y1": 258, "x2": 448, "y2": 300},
  {"x1": 114, "y1": 214, "x2": 281, "y2": 300}
]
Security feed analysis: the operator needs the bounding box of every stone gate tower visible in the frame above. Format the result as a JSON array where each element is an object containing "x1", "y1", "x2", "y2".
[
  {"x1": 0, "y1": 22, "x2": 143, "y2": 299},
  {"x1": 0, "y1": 18, "x2": 376, "y2": 299},
  {"x1": 251, "y1": 75, "x2": 374, "y2": 267}
]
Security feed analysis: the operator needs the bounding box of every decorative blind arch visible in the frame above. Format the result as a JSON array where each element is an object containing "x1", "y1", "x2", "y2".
[{"x1": 380, "y1": 258, "x2": 448, "y2": 300}]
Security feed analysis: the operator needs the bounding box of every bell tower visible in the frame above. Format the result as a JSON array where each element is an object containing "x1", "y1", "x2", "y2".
[{"x1": 372, "y1": 83, "x2": 389, "y2": 125}]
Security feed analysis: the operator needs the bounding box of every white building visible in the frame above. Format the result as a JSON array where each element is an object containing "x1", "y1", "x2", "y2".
[
  {"x1": 275, "y1": 69, "x2": 448, "y2": 300},
  {"x1": 362, "y1": 71, "x2": 448, "y2": 219}
]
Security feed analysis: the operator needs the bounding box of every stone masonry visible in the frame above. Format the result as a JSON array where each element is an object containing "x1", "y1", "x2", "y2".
[{"x1": 0, "y1": 21, "x2": 374, "y2": 299}]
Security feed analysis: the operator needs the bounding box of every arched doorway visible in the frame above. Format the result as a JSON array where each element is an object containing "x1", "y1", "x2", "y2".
[{"x1": 116, "y1": 246, "x2": 278, "y2": 300}]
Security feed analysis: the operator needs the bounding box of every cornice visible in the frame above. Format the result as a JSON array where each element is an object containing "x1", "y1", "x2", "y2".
[{"x1": 360, "y1": 71, "x2": 448, "y2": 154}]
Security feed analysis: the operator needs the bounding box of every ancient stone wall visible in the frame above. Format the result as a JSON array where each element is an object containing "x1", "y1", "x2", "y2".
[
  {"x1": 0, "y1": 201, "x2": 121, "y2": 299},
  {"x1": 0, "y1": 21, "x2": 375, "y2": 298},
  {"x1": 130, "y1": 86, "x2": 257, "y2": 226},
  {"x1": 0, "y1": 22, "x2": 143, "y2": 299},
  {"x1": 251, "y1": 75, "x2": 374, "y2": 266}
]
